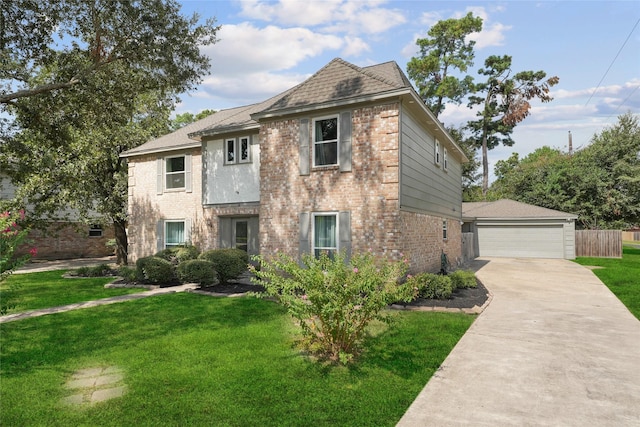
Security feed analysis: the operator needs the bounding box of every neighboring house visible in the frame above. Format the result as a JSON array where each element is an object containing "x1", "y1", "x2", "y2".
[
  {"x1": 0, "y1": 172, "x2": 114, "y2": 259},
  {"x1": 462, "y1": 199, "x2": 578, "y2": 259},
  {"x1": 122, "y1": 58, "x2": 468, "y2": 273}
]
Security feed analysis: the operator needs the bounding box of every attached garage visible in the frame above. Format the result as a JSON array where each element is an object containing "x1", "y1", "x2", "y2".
[{"x1": 463, "y1": 200, "x2": 578, "y2": 260}]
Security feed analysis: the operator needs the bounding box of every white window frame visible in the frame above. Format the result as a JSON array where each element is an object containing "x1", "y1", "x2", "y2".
[
  {"x1": 312, "y1": 212, "x2": 339, "y2": 258},
  {"x1": 442, "y1": 219, "x2": 448, "y2": 240},
  {"x1": 312, "y1": 115, "x2": 339, "y2": 167},
  {"x1": 165, "y1": 155, "x2": 186, "y2": 190},
  {"x1": 434, "y1": 139, "x2": 441, "y2": 166},
  {"x1": 165, "y1": 220, "x2": 186, "y2": 248},
  {"x1": 443, "y1": 147, "x2": 449, "y2": 171},
  {"x1": 225, "y1": 136, "x2": 252, "y2": 165}
]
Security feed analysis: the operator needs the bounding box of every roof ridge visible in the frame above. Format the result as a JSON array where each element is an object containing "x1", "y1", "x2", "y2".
[{"x1": 360, "y1": 60, "x2": 408, "y2": 88}]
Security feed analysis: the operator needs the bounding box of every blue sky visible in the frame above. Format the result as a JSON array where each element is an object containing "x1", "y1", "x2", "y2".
[{"x1": 177, "y1": 0, "x2": 640, "y2": 175}]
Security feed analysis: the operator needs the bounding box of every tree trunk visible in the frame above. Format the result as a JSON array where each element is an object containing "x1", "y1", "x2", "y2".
[
  {"x1": 113, "y1": 219, "x2": 128, "y2": 265},
  {"x1": 481, "y1": 129, "x2": 489, "y2": 196}
]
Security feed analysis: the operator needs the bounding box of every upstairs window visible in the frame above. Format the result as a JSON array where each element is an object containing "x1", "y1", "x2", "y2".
[
  {"x1": 444, "y1": 147, "x2": 449, "y2": 171},
  {"x1": 225, "y1": 136, "x2": 251, "y2": 164},
  {"x1": 434, "y1": 139, "x2": 441, "y2": 166},
  {"x1": 165, "y1": 156, "x2": 185, "y2": 189},
  {"x1": 313, "y1": 116, "x2": 338, "y2": 167},
  {"x1": 89, "y1": 224, "x2": 103, "y2": 237}
]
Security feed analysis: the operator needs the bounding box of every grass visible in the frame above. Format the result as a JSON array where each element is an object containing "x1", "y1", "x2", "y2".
[
  {"x1": 574, "y1": 246, "x2": 640, "y2": 320},
  {"x1": 0, "y1": 270, "x2": 144, "y2": 314},
  {"x1": 0, "y1": 291, "x2": 474, "y2": 426}
]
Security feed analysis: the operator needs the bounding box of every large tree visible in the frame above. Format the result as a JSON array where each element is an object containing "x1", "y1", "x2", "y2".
[
  {"x1": 0, "y1": 0, "x2": 219, "y2": 264},
  {"x1": 406, "y1": 12, "x2": 482, "y2": 117},
  {"x1": 467, "y1": 55, "x2": 559, "y2": 194},
  {"x1": 487, "y1": 113, "x2": 640, "y2": 228}
]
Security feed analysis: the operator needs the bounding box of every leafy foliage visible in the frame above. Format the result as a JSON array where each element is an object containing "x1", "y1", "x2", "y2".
[
  {"x1": 250, "y1": 250, "x2": 416, "y2": 364},
  {"x1": 135, "y1": 256, "x2": 174, "y2": 286},
  {"x1": 407, "y1": 273, "x2": 454, "y2": 299},
  {"x1": 488, "y1": 113, "x2": 640, "y2": 229},
  {"x1": 176, "y1": 259, "x2": 218, "y2": 286},
  {"x1": 407, "y1": 12, "x2": 483, "y2": 117},
  {"x1": 0, "y1": 1, "x2": 219, "y2": 264},
  {"x1": 198, "y1": 249, "x2": 248, "y2": 284}
]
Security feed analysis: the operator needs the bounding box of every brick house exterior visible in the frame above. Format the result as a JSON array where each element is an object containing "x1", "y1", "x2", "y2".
[{"x1": 122, "y1": 58, "x2": 467, "y2": 273}]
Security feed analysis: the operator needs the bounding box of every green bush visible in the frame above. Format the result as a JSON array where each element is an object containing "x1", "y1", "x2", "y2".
[
  {"x1": 155, "y1": 245, "x2": 200, "y2": 265},
  {"x1": 135, "y1": 256, "x2": 174, "y2": 285},
  {"x1": 75, "y1": 264, "x2": 112, "y2": 277},
  {"x1": 198, "y1": 248, "x2": 248, "y2": 284},
  {"x1": 117, "y1": 265, "x2": 138, "y2": 283},
  {"x1": 251, "y1": 250, "x2": 415, "y2": 364},
  {"x1": 407, "y1": 273, "x2": 453, "y2": 299},
  {"x1": 449, "y1": 269, "x2": 477, "y2": 290},
  {"x1": 176, "y1": 259, "x2": 219, "y2": 286}
]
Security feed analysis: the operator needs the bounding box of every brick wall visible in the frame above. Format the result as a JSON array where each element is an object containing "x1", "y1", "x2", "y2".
[
  {"x1": 20, "y1": 222, "x2": 115, "y2": 260},
  {"x1": 259, "y1": 103, "x2": 405, "y2": 261},
  {"x1": 399, "y1": 211, "x2": 462, "y2": 273}
]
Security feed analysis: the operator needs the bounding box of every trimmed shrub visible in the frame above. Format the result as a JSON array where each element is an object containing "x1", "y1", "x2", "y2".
[
  {"x1": 176, "y1": 259, "x2": 219, "y2": 286},
  {"x1": 75, "y1": 264, "x2": 112, "y2": 277},
  {"x1": 135, "y1": 256, "x2": 174, "y2": 285},
  {"x1": 156, "y1": 245, "x2": 200, "y2": 265},
  {"x1": 449, "y1": 269, "x2": 477, "y2": 290},
  {"x1": 408, "y1": 273, "x2": 453, "y2": 299},
  {"x1": 117, "y1": 265, "x2": 138, "y2": 283},
  {"x1": 198, "y1": 248, "x2": 248, "y2": 284}
]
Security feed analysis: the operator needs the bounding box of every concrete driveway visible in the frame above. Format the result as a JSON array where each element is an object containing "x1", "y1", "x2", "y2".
[{"x1": 397, "y1": 258, "x2": 640, "y2": 426}]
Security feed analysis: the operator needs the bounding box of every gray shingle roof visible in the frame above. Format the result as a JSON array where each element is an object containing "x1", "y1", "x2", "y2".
[
  {"x1": 256, "y1": 58, "x2": 411, "y2": 115},
  {"x1": 463, "y1": 199, "x2": 578, "y2": 219}
]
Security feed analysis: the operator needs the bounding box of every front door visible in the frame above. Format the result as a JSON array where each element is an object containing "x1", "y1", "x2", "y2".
[
  {"x1": 219, "y1": 216, "x2": 259, "y2": 257},
  {"x1": 233, "y1": 218, "x2": 249, "y2": 252}
]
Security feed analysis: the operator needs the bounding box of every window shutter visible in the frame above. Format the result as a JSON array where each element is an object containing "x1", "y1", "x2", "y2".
[
  {"x1": 299, "y1": 118, "x2": 310, "y2": 175},
  {"x1": 219, "y1": 217, "x2": 232, "y2": 248},
  {"x1": 299, "y1": 212, "x2": 310, "y2": 260},
  {"x1": 185, "y1": 154, "x2": 192, "y2": 193},
  {"x1": 339, "y1": 111, "x2": 352, "y2": 172},
  {"x1": 156, "y1": 158, "x2": 164, "y2": 195},
  {"x1": 339, "y1": 211, "x2": 351, "y2": 262},
  {"x1": 156, "y1": 220, "x2": 164, "y2": 251},
  {"x1": 185, "y1": 218, "x2": 192, "y2": 244}
]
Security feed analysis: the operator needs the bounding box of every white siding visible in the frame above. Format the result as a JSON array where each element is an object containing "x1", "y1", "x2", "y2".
[{"x1": 202, "y1": 138, "x2": 260, "y2": 205}]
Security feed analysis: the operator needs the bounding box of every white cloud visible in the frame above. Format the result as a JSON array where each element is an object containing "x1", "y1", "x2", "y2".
[
  {"x1": 342, "y1": 36, "x2": 371, "y2": 57},
  {"x1": 200, "y1": 71, "x2": 309, "y2": 104},
  {"x1": 202, "y1": 23, "x2": 343, "y2": 76},
  {"x1": 238, "y1": 0, "x2": 406, "y2": 35}
]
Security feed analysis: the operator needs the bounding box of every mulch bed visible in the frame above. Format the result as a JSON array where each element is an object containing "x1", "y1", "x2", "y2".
[{"x1": 198, "y1": 278, "x2": 490, "y2": 310}]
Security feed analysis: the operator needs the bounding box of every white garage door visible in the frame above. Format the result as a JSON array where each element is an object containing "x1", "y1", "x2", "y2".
[{"x1": 477, "y1": 224, "x2": 565, "y2": 258}]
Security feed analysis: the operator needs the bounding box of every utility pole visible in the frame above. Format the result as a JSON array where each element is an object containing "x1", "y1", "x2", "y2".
[{"x1": 568, "y1": 131, "x2": 573, "y2": 156}]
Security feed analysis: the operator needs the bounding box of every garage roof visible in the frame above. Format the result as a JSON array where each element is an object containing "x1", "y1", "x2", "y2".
[{"x1": 463, "y1": 199, "x2": 578, "y2": 221}]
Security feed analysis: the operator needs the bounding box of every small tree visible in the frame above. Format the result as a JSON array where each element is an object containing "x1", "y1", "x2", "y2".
[
  {"x1": 250, "y1": 251, "x2": 415, "y2": 364},
  {"x1": 1, "y1": 210, "x2": 36, "y2": 314}
]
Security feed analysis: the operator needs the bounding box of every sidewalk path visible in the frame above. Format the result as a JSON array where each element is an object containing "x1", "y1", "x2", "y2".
[
  {"x1": 0, "y1": 284, "x2": 197, "y2": 324},
  {"x1": 397, "y1": 258, "x2": 640, "y2": 426}
]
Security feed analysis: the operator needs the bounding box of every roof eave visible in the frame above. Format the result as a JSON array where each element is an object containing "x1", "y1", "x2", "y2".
[
  {"x1": 188, "y1": 123, "x2": 260, "y2": 141},
  {"x1": 120, "y1": 142, "x2": 201, "y2": 158}
]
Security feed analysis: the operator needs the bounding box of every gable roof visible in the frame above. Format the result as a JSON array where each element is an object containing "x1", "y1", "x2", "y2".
[
  {"x1": 122, "y1": 57, "x2": 464, "y2": 159},
  {"x1": 463, "y1": 199, "x2": 578, "y2": 220},
  {"x1": 254, "y1": 58, "x2": 412, "y2": 117}
]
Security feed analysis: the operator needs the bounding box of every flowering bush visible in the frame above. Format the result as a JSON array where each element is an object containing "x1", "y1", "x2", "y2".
[
  {"x1": 250, "y1": 250, "x2": 416, "y2": 364},
  {"x1": 1, "y1": 210, "x2": 36, "y2": 315},
  {"x1": 1, "y1": 210, "x2": 35, "y2": 283}
]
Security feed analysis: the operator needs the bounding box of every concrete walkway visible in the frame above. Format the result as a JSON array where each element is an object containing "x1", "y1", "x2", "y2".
[{"x1": 398, "y1": 258, "x2": 640, "y2": 427}]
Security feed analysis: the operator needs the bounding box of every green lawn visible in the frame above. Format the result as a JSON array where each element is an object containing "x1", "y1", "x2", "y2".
[
  {"x1": 574, "y1": 246, "x2": 640, "y2": 320},
  {"x1": 0, "y1": 270, "x2": 144, "y2": 314},
  {"x1": 0, "y1": 290, "x2": 474, "y2": 426}
]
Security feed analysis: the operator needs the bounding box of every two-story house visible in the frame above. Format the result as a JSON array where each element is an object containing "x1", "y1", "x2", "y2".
[{"x1": 122, "y1": 58, "x2": 467, "y2": 272}]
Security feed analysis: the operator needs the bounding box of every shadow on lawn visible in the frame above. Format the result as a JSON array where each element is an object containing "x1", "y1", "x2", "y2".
[{"x1": 0, "y1": 294, "x2": 284, "y2": 377}]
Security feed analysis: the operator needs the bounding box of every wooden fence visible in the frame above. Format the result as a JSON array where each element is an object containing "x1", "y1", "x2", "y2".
[
  {"x1": 575, "y1": 230, "x2": 622, "y2": 258},
  {"x1": 622, "y1": 231, "x2": 640, "y2": 241},
  {"x1": 461, "y1": 232, "x2": 476, "y2": 262}
]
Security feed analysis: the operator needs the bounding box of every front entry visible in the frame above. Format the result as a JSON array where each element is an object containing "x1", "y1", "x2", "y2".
[{"x1": 219, "y1": 216, "x2": 259, "y2": 258}]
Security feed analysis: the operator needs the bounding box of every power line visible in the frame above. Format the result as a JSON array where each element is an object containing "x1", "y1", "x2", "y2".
[
  {"x1": 607, "y1": 84, "x2": 640, "y2": 121},
  {"x1": 584, "y1": 17, "x2": 640, "y2": 107}
]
